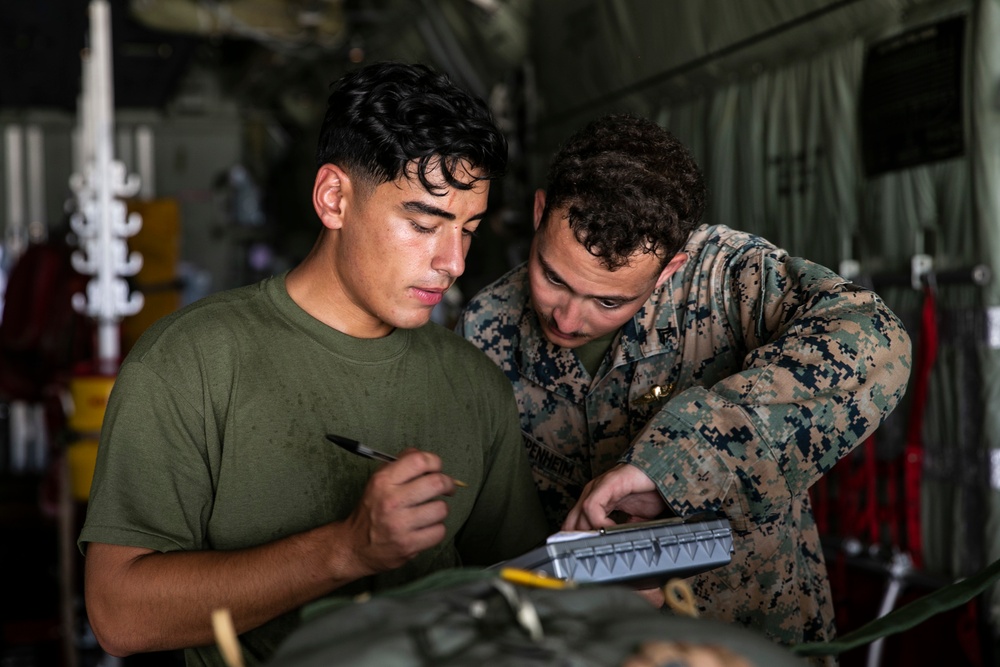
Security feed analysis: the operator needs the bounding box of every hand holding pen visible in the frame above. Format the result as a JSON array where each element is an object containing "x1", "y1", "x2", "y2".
[{"x1": 331, "y1": 434, "x2": 459, "y2": 573}]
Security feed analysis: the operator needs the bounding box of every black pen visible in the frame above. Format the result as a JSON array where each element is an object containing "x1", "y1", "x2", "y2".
[{"x1": 325, "y1": 433, "x2": 468, "y2": 487}]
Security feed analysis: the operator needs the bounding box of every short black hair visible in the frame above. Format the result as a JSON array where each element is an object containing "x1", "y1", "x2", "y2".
[
  {"x1": 542, "y1": 113, "x2": 706, "y2": 270},
  {"x1": 316, "y1": 62, "x2": 507, "y2": 195}
]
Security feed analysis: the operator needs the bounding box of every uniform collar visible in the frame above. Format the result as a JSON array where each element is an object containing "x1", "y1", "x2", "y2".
[
  {"x1": 611, "y1": 226, "x2": 714, "y2": 369},
  {"x1": 514, "y1": 304, "x2": 591, "y2": 404},
  {"x1": 512, "y1": 283, "x2": 680, "y2": 399},
  {"x1": 610, "y1": 282, "x2": 681, "y2": 368}
]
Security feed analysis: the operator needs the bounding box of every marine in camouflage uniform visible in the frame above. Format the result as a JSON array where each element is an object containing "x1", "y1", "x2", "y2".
[{"x1": 458, "y1": 222, "x2": 912, "y2": 653}]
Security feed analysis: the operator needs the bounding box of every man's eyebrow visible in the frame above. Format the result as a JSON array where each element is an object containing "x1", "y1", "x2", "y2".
[
  {"x1": 537, "y1": 254, "x2": 640, "y2": 303},
  {"x1": 401, "y1": 200, "x2": 487, "y2": 222}
]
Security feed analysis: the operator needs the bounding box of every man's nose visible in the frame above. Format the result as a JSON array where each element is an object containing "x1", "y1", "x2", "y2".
[
  {"x1": 432, "y1": 229, "x2": 466, "y2": 278},
  {"x1": 553, "y1": 297, "x2": 583, "y2": 333}
]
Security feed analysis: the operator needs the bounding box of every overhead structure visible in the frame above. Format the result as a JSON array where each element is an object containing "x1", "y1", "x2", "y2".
[{"x1": 128, "y1": 0, "x2": 347, "y2": 50}]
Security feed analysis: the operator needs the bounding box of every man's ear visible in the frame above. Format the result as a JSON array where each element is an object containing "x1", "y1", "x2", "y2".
[
  {"x1": 532, "y1": 189, "x2": 546, "y2": 231},
  {"x1": 313, "y1": 164, "x2": 351, "y2": 230},
  {"x1": 655, "y1": 252, "x2": 688, "y2": 288}
]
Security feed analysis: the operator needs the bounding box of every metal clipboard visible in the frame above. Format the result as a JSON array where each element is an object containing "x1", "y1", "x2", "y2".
[{"x1": 494, "y1": 515, "x2": 734, "y2": 587}]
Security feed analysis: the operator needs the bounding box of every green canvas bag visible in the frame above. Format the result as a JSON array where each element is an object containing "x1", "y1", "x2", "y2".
[{"x1": 266, "y1": 568, "x2": 804, "y2": 666}]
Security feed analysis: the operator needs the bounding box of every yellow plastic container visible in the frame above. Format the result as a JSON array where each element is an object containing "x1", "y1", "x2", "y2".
[
  {"x1": 67, "y1": 375, "x2": 116, "y2": 502},
  {"x1": 68, "y1": 439, "x2": 100, "y2": 502},
  {"x1": 68, "y1": 375, "x2": 116, "y2": 434}
]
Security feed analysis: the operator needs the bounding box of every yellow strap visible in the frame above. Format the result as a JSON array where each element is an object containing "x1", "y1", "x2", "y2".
[{"x1": 499, "y1": 567, "x2": 574, "y2": 589}]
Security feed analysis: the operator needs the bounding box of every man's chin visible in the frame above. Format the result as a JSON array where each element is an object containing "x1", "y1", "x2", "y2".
[{"x1": 386, "y1": 309, "x2": 435, "y2": 331}]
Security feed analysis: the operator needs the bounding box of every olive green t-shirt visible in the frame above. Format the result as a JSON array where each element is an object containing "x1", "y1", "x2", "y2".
[
  {"x1": 573, "y1": 329, "x2": 619, "y2": 378},
  {"x1": 79, "y1": 273, "x2": 547, "y2": 666}
]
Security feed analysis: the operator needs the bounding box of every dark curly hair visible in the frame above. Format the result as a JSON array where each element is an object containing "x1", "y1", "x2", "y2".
[
  {"x1": 316, "y1": 62, "x2": 507, "y2": 195},
  {"x1": 542, "y1": 113, "x2": 706, "y2": 270}
]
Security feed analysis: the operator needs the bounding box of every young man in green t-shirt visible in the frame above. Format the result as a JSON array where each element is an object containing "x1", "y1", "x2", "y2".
[{"x1": 79, "y1": 62, "x2": 548, "y2": 666}]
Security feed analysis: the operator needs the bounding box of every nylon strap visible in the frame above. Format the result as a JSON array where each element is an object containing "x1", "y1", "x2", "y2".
[{"x1": 793, "y1": 556, "x2": 1000, "y2": 657}]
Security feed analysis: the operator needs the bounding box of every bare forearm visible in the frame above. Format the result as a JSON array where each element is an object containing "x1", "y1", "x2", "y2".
[
  {"x1": 85, "y1": 522, "x2": 365, "y2": 656},
  {"x1": 86, "y1": 451, "x2": 455, "y2": 657}
]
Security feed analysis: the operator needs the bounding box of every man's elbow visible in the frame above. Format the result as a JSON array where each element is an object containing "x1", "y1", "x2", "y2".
[
  {"x1": 83, "y1": 542, "x2": 165, "y2": 657},
  {"x1": 85, "y1": 587, "x2": 142, "y2": 658},
  {"x1": 93, "y1": 636, "x2": 133, "y2": 660},
  {"x1": 862, "y1": 301, "x2": 913, "y2": 411},
  {"x1": 881, "y1": 315, "x2": 913, "y2": 401}
]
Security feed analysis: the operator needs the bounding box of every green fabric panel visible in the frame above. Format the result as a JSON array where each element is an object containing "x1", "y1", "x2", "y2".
[
  {"x1": 972, "y1": 0, "x2": 1000, "y2": 307},
  {"x1": 981, "y1": 348, "x2": 1000, "y2": 621},
  {"x1": 971, "y1": 0, "x2": 1000, "y2": 630}
]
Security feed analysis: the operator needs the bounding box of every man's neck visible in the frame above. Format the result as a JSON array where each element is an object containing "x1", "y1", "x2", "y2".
[{"x1": 285, "y1": 250, "x2": 393, "y2": 339}]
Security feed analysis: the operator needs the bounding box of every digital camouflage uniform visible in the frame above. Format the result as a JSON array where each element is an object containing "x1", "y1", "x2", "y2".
[{"x1": 458, "y1": 224, "x2": 912, "y2": 655}]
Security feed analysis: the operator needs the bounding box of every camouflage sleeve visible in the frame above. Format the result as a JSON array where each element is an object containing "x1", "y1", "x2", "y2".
[{"x1": 625, "y1": 248, "x2": 912, "y2": 529}]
